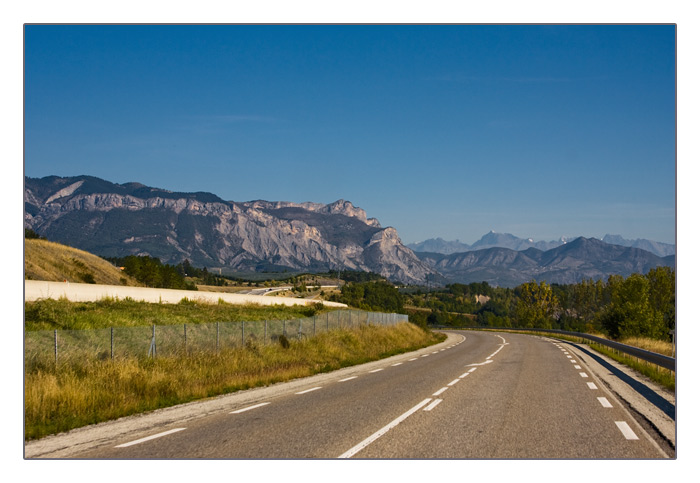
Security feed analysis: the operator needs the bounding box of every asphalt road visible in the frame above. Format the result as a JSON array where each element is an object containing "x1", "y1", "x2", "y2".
[{"x1": 62, "y1": 331, "x2": 670, "y2": 459}]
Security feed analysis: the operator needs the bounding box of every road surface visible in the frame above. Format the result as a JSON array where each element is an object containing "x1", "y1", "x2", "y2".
[{"x1": 26, "y1": 330, "x2": 673, "y2": 459}]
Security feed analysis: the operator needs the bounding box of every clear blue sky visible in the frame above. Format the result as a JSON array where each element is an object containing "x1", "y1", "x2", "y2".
[{"x1": 24, "y1": 24, "x2": 676, "y2": 245}]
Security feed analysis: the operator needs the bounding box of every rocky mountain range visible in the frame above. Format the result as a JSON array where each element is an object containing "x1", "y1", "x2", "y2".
[
  {"x1": 24, "y1": 175, "x2": 438, "y2": 284},
  {"x1": 24, "y1": 175, "x2": 675, "y2": 288},
  {"x1": 415, "y1": 237, "x2": 675, "y2": 288},
  {"x1": 408, "y1": 231, "x2": 675, "y2": 258}
]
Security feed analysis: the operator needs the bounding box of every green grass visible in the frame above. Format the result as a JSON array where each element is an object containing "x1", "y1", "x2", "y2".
[
  {"x1": 25, "y1": 322, "x2": 445, "y2": 440},
  {"x1": 24, "y1": 297, "x2": 328, "y2": 331}
]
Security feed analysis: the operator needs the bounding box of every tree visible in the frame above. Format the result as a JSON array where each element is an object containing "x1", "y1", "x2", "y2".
[
  {"x1": 646, "y1": 266, "x2": 675, "y2": 338},
  {"x1": 599, "y1": 273, "x2": 665, "y2": 339},
  {"x1": 515, "y1": 280, "x2": 558, "y2": 329}
]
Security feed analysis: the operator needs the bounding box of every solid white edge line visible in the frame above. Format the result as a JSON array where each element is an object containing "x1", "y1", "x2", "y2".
[
  {"x1": 615, "y1": 421, "x2": 639, "y2": 440},
  {"x1": 230, "y1": 402, "x2": 270, "y2": 414},
  {"x1": 296, "y1": 386, "x2": 322, "y2": 395},
  {"x1": 338, "y1": 398, "x2": 433, "y2": 458},
  {"x1": 115, "y1": 428, "x2": 186, "y2": 448},
  {"x1": 424, "y1": 399, "x2": 443, "y2": 411}
]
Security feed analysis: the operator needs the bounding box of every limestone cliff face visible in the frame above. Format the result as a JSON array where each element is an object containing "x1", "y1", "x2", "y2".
[{"x1": 25, "y1": 175, "x2": 436, "y2": 284}]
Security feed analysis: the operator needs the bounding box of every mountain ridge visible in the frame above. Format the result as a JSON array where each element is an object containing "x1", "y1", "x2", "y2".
[
  {"x1": 408, "y1": 231, "x2": 674, "y2": 258},
  {"x1": 415, "y1": 236, "x2": 674, "y2": 287},
  {"x1": 24, "y1": 175, "x2": 436, "y2": 284}
]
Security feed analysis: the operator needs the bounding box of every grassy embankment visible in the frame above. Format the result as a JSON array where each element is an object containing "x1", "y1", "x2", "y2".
[
  {"x1": 24, "y1": 238, "x2": 142, "y2": 286},
  {"x1": 25, "y1": 298, "x2": 444, "y2": 440}
]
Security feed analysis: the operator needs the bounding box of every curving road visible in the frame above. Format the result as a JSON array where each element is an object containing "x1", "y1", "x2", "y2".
[{"x1": 27, "y1": 331, "x2": 673, "y2": 459}]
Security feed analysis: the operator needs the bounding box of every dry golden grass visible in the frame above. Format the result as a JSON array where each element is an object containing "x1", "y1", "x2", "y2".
[
  {"x1": 24, "y1": 238, "x2": 141, "y2": 286},
  {"x1": 619, "y1": 336, "x2": 674, "y2": 357},
  {"x1": 25, "y1": 322, "x2": 444, "y2": 439}
]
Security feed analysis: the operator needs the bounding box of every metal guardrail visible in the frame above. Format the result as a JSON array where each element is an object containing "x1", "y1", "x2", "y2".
[{"x1": 432, "y1": 325, "x2": 675, "y2": 371}]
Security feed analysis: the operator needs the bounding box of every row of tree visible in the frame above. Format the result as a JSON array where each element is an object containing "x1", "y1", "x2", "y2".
[{"x1": 405, "y1": 267, "x2": 675, "y2": 342}]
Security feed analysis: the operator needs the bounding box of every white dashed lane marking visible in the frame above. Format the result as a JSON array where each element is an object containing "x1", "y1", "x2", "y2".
[
  {"x1": 230, "y1": 402, "x2": 270, "y2": 414},
  {"x1": 615, "y1": 421, "x2": 640, "y2": 440},
  {"x1": 115, "y1": 428, "x2": 186, "y2": 448},
  {"x1": 296, "y1": 387, "x2": 322, "y2": 395}
]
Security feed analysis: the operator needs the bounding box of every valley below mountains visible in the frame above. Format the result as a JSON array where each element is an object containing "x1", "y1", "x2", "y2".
[{"x1": 25, "y1": 175, "x2": 675, "y2": 287}]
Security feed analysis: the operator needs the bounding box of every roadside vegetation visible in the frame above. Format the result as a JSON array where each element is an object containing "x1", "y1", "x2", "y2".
[
  {"x1": 25, "y1": 322, "x2": 444, "y2": 440},
  {"x1": 24, "y1": 297, "x2": 327, "y2": 332}
]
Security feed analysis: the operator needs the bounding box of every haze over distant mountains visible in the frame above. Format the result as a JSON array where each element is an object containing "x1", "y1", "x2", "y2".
[
  {"x1": 25, "y1": 175, "x2": 674, "y2": 287},
  {"x1": 407, "y1": 232, "x2": 675, "y2": 258}
]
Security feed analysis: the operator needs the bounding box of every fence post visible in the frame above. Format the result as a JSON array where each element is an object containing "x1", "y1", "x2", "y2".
[
  {"x1": 54, "y1": 329, "x2": 58, "y2": 366},
  {"x1": 148, "y1": 324, "x2": 157, "y2": 358}
]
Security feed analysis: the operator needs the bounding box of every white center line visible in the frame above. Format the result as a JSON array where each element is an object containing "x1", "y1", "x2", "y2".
[
  {"x1": 409, "y1": 358, "x2": 418, "y2": 361},
  {"x1": 115, "y1": 428, "x2": 186, "y2": 448},
  {"x1": 339, "y1": 376, "x2": 358, "y2": 382},
  {"x1": 230, "y1": 402, "x2": 270, "y2": 414},
  {"x1": 447, "y1": 378, "x2": 460, "y2": 386},
  {"x1": 468, "y1": 367, "x2": 478, "y2": 373},
  {"x1": 296, "y1": 387, "x2": 322, "y2": 395},
  {"x1": 433, "y1": 387, "x2": 449, "y2": 396},
  {"x1": 459, "y1": 372, "x2": 470, "y2": 378},
  {"x1": 391, "y1": 362, "x2": 403, "y2": 367},
  {"x1": 369, "y1": 368, "x2": 384, "y2": 373},
  {"x1": 598, "y1": 397, "x2": 613, "y2": 408},
  {"x1": 338, "y1": 398, "x2": 433, "y2": 458},
  {"x1": 615, "y1": 421, "x2": 639, "y2": 440},
  {"x1": 424, "y1": 399, "x2": 443, "y2": 411},
  {"x1": 421, "y1": 354, "x2": 430, "y2": 357}
]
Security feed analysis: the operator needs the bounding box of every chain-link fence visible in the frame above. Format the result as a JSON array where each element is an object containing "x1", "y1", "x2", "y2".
[{"x1": 25, "y1": 310, "x2": 409, "y2": 367}]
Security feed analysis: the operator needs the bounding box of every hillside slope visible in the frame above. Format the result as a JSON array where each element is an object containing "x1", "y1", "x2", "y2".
[{"x1": 25, "y1": 238, "x2": 142, "y2": 286}]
